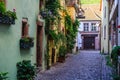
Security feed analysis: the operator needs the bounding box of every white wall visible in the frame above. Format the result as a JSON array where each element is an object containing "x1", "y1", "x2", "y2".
[
  {"x1": 101, "y1": 0, "x2": 109, "y2": 53},
  {"x1": 78, "y1": 21, "x2": 99, "y2": 31},
  {"x1": 77, "y1": 32, "x2": 82, "y2": 49},
  {"x1": 0, "y1": 0, "x2": 39, "y2": 80},
  {"x1": 77, "y1": 23, "x2": 82, "y2": 49}
]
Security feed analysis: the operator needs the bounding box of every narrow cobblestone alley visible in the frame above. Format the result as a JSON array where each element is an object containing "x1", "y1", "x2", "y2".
[{"x1": 35, "y1": 51, "x2": 112, "y2": 80}]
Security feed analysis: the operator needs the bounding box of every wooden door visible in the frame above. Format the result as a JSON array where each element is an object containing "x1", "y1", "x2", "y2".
[
  {"x1": 84, "y1": 37, "x2": 95, "y2": 49},
  {"x1": 51, "y1": 48, "x2": 55, "y2": 64},
  {"x1": 36, "y1": 26, "x2": 43, "y2": 66}
]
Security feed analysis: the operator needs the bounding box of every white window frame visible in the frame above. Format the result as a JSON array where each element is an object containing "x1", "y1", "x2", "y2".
[
  {"x1": 83, "y1": 23, "x2": 89, "y2": 32},
  {"x1": 91, "y1": 23, "x2": 96, "y2": 31}
]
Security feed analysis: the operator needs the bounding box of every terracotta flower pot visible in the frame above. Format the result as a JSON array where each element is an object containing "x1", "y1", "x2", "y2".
[{"x1": 58, "y1": 56, "x2": 65, "y2": 63}]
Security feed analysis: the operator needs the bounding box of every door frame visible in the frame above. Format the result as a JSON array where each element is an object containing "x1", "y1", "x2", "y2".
[{"x1": 36, "y1": 24, "x2": 44, "y2": 67}]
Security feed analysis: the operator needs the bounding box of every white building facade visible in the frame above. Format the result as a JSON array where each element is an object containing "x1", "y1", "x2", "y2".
[
  {"x1": 77, "y1": 20, "x2": 100, "y2": 50},
  {"x1": 77, "y1": 4, "x2": 101, "y2": 50},
  {"x1": 101, "y1": 0, "x2": 109, "y2": 53}
]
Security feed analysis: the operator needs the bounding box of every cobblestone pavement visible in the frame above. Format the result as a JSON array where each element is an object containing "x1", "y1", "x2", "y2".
[{"x1": 35, "y1": 50, "x2": 112, "y2": 80}]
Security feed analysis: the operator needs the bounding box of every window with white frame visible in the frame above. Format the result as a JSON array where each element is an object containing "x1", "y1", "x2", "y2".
[
  {"x1": 83, "y1": 23, "x2": 89, "y2": 31},
  {"x1": 91, "y1": 23, "x2": 96, "y2": 31}
]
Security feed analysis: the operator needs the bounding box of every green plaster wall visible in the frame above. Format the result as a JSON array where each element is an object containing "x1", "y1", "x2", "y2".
[{"x1": 0, "y1": 0, "x2": 39, "y2": 80}]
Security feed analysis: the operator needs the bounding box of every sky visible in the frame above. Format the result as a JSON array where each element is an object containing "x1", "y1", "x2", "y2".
[{"x1": 81, "y1": 0, "x2": 100, "y2": 4}]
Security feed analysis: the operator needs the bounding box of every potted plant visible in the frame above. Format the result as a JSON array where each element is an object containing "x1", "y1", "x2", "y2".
[
  {"x1": 20, "y1": 37, "x2": 34, "y2": 49},
  {"x1": 0, "y1": 72, "x2": 8, "y2": 80},
  {"x1": 16, "y1": 60, "x2": 36, "y2": 80},
  {"x1": 58, "y1": 46, "x2": 66, "y2": 63}
]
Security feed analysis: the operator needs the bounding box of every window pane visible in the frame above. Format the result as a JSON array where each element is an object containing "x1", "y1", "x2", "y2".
[
  {"x1": 91, "y1": 23, "x2": 96, "y2": 31},
  {"x1": 84, "y1": 23, "x2": 89, "y2": 31}
]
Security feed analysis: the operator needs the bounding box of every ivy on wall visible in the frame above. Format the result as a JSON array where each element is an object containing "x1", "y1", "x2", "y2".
[
  {"x1": 65, "y1": 14, "x2": 79, "y2": 52},
  {"x1": 45, "y1": 0, "x2": 61, "y2": 31},
  {"x1": 44, "y1": 0, "x2": 68, "y2": 47},
  {"x1": 43, "y1": 0, "x2": 79, "y2": 53},
  {"x1": 42, "y1": 0, "x2": 80, "y2": 68}
]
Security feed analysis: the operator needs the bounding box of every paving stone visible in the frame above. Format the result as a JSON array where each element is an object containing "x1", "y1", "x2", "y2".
[{"x1": 35, "y1": 50, "x2": 112, "y2": 80}]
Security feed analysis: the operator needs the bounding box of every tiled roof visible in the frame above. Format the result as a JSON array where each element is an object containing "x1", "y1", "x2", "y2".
[{"x1": 78, "y1": 4, "x2": 101, "y2": 21}]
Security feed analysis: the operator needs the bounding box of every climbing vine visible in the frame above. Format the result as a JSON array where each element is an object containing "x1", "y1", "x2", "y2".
[
  {"x1": 42, "y1": 0, "x2": 68, "y2": 47},
  {"x1": 65, "y1": 14, "x2": 79, "y2": 52},
  {"x1": 45, "y1": 0, "x2": 61, "y2": 32},
  {"x1": 43, "y1": 0, "x2": 79, "y2": 52}
]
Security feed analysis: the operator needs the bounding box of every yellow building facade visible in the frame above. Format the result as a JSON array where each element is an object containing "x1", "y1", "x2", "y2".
[
  {"x1": 48, "y1": 0, "x2": 66, "y2": 66},
  {"x1": 48, "y1": 0, "x2": 79, "y2": 67}
]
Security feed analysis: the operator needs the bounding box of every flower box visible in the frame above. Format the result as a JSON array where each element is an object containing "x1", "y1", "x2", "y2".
[
  {"x1": 0, "y1": 1, "x2": 16, "y2": 25},
  {"x1": 20, "y1": 37, "x2": 34, "y2": 49},
  {"x1": 0, "y1": 14, "x2": 15, "y2": 25},
  {"x1": 0, "y1": 11, "x2": 17, "y2": 25}
]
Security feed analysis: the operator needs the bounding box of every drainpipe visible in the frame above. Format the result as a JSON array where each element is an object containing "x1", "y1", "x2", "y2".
[
  {"x1": 106, "y1": 0, "x2": 109, "y2": 54},
  {"x1": 118, "y1": 0, "x2": 120, "y2": 46},
  {"x1": 108, "y1": 1, "x2": 110, "y2": 54}
]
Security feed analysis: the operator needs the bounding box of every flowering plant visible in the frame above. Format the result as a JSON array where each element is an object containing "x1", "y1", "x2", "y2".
[{"x1": 0, "y1": 0, "x2": 17, "y2": 24}]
